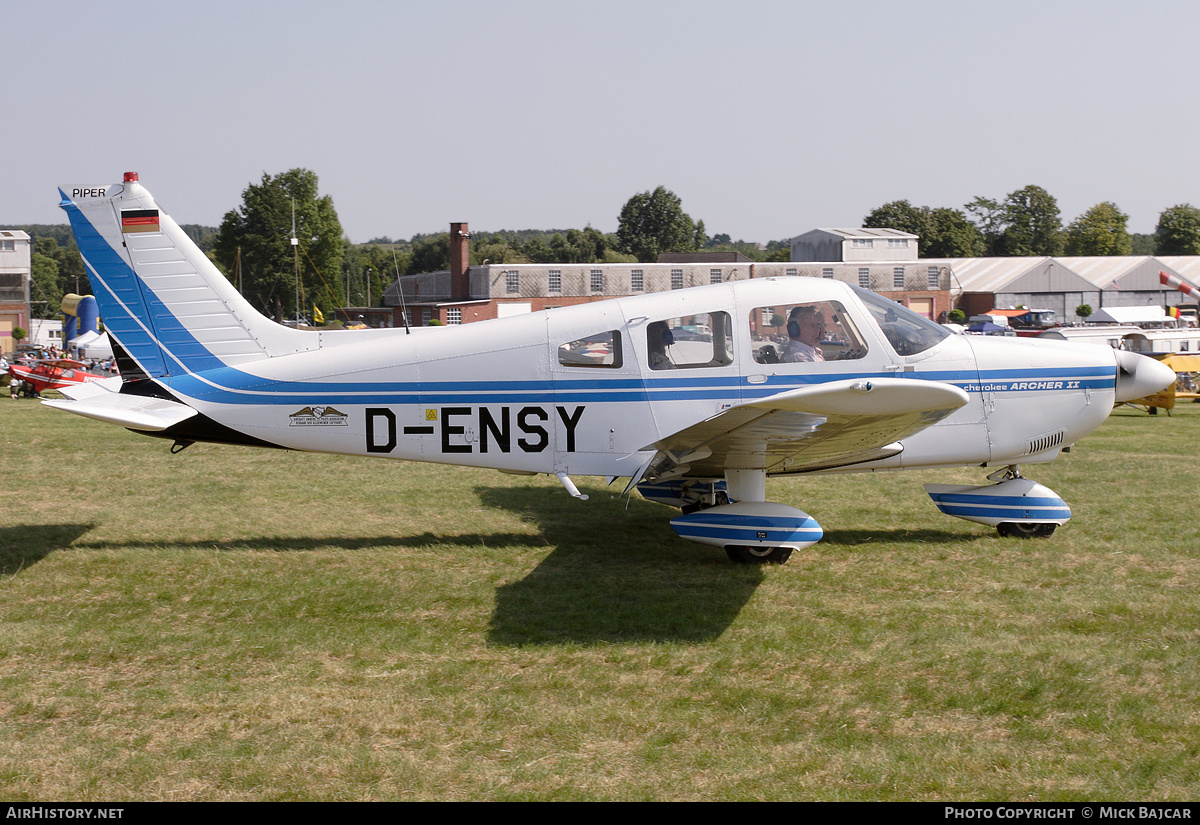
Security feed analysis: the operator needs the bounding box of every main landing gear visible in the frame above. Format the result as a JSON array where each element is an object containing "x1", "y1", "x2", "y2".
[
  {"x1": 724, "y1": 545, "x2": 794, "y2": 565},
  {"x1": 655, "y1": 469, "x2": 821, "y2": 565}
]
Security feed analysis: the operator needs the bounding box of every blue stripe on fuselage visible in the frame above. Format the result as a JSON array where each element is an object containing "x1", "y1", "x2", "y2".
[{"x1": 154, "y1": 365, "x2": 1115, "y2": 408}]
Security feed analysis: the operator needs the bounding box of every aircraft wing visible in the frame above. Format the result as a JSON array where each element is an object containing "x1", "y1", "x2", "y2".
[
  {"x1": 42, "y1": 377, "x2": 198, "y2": 432},
  {"x1": 641, "y1": 378, "x2": 970, "y2": 481}
]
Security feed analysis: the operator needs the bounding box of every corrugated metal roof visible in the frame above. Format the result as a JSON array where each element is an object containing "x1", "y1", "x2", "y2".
[
  {"x1": 1056, "y1": 256, "x2": 1157, "y2": 289},
  {"x1": 921, "y1": 257, "x2": 1057, "y2": 293},
  {"x1": 811, "y1": 227, "x2": 919, "y2": 240},
  {"x1": 1156, "y1": 256, "x2": 1200, "y2": 290}
]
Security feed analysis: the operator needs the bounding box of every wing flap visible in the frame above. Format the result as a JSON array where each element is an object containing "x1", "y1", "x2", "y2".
[{"x1": 644, "y1": 378, "x2": 969, "y2": 480}]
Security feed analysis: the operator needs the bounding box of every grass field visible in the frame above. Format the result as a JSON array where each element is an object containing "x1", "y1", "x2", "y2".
[{"x1": 2, "y1": 397, "x2": 1199, "y2": 801}]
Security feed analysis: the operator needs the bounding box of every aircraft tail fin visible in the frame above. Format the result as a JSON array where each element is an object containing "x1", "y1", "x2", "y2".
[{"x1": 58, "y1": 173, "x2": 315, "y2": 379}]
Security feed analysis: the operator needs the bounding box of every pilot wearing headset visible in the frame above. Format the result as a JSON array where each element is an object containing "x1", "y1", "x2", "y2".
[
  {"x1": 647, "y1": 321, "x2": 677, "y2": 370},
  {"x1": 781, "y1": 305, "x2": 825, "y2": 363}
]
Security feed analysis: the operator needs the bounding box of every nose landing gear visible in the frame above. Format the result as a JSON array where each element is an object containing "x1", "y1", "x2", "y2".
[{"x1": 925, "y1": 465, "x2": 1070, "y2": 539}]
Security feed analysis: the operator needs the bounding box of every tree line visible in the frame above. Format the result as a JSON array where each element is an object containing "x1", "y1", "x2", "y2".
[
  {"x1": 14, "y1": 173, "x2": 1200, "y2": 321},
  {"x1": 864, "y1": 185, "x2": 1200, "y2": 259}
]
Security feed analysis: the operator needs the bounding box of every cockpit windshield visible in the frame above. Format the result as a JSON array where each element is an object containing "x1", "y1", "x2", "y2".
[{"x1": 853, "y1": 286, "x2": 950, "y2": 356}]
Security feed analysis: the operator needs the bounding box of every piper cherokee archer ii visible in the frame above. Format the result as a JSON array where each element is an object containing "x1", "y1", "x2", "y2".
[{"x1": 50, "y1": 174, "x2": 1174, "y2": 563}]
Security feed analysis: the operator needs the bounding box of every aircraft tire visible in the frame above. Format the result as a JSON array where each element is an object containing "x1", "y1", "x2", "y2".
[
  {"x1": 996, "y1": 522, "x2": 1057, "y2": 539},
  {"x1": 725, "y1": 546, "x2": 793, "y2": 565}
]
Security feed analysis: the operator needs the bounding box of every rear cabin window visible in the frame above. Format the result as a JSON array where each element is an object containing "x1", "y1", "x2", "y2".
[
  {"x1": 647, "y1": 312, "x2": 734, "y2": 370},
  {"x1": 558, "y1": 331, "x2": 623, "y2": 368},
  {"x1": 749, "y1": 300, "x2": 868, "y2": 364}
]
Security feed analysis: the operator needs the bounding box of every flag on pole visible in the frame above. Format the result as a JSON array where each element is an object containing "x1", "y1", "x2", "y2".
[{"x1": 313, "y1": 305, "x2": 324, "y2": 325}]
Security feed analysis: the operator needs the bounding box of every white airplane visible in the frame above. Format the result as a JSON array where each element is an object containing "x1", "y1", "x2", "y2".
[{"x1": 50, "y1": 173, "x2": 1174, "y2": 563}]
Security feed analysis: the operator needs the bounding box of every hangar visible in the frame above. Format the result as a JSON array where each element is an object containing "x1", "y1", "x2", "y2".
[{"x1": 945, "y1": 255, "x2": 1200, "y2": 323}]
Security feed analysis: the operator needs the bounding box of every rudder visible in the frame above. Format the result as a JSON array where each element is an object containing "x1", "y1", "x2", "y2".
[{"x1": 59, "y1": 173, "x2": 314, "y2": 379}]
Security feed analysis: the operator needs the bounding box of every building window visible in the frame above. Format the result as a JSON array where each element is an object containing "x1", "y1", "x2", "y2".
[
  {"x1": 446, "y1": 307, "x2": 462, "y2": 325},
  {"x1": 822, "y1": 268, "x2": 834, "y2": 279},
  {"x1": 852, "y1": 239, "x2": 874, "y2": 248},
  {"x1": 631, "y1": 269, "x2": 644, "y2": 292},
  {"x1": 710, "y1": 268, "x2": 722, "y2": 284},
  {"x1": 671, "y1": 269, "x2": 684, "y2": 290},
  {"x1": 893, "y1": 267, "x2": 905, "y2": 289},
  {"x1": 858, "y1": 268, "x2": 871, "y2": 289},
  {"x1": 590, "y1": 269, "x2": 604, "y2": 292},
  {"x1": 505, "y1": 270, "x2": 520, "y2": 294},
  {"x1": 888, "y1": 238, "x2": 909, "y2": 249},
  {"x1": 927, "y1": 266, "x2": 940, "y2": 289},
  {"x1": 548, "y1": 270, "x2": 562, "y2": 293},
  {"x1": 0, "y1": 240, "x2": 14, "y2": 251}
]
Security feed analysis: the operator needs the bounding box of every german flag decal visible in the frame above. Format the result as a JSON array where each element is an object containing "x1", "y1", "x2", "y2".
[{"x1": 121, "y1": 209, "x2": 160, "y2": 234}]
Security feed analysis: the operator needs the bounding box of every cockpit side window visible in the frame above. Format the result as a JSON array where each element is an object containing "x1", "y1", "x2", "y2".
[
  {"x1": 647, "y1": 312, "x2": 734, "y2": 370},
  {"x1": 854, "y1": 286, "x2": 950, "y2": 356},
  {"x1": 748, "y1": 301, "x2": 868, "y2": 364},
  {"x1": 558, "y1": 331, "x2": 623, "y2": 368}
]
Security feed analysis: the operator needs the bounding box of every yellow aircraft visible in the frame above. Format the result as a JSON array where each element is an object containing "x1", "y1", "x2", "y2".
[{"x1": 1126, "y1": 353, "x2": 1200, "y2": 414}]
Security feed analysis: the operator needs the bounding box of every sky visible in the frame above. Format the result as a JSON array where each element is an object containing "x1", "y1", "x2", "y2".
[{"x1": 5, "y1": 0, "x2": 1199, "y2": 243}]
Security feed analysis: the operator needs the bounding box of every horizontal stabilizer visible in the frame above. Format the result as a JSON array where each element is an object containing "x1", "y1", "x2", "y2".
[{"x1": 42, "y1": 392, "x2": 198, "y2": 432}]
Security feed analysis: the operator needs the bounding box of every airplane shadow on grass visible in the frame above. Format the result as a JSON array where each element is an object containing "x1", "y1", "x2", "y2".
[
  {"x1": 475, "y1": 484, "x2": 763, "y2": 645},
  {"x1": 475, "y1": 484, "x2": 978, "y2": 646},
  {"x1": 0, "y1": 524, "x2": 96, "y2": 576},
  {"x1": 3, "y1": 492, "x2": 979, "y2": 646}
]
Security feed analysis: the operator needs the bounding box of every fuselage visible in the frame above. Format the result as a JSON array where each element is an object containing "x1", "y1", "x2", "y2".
[
  {"x1": 149, "y1": 277, "x2": 1122, "y2": 479},
  {"x1": 53, "y1": 174, "x2": 1178, "y2": 556}
]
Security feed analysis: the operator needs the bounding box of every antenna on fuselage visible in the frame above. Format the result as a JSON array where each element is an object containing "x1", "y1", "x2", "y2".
[
  {"x1": 392, "y1": 249, "x2": 410, "y2": 334},
  {"x1": 291, "y1": 199, "x2": 302, "y2": 325}
]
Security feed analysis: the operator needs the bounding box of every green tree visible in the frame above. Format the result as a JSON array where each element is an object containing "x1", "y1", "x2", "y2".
[
  {"x1": 213, "y1": 169, "x2": 345, "y2": 321},
  {"x1": 1064, "y1": 202, "x2": 1132, "y2": 256},
  {"x1": 863, "y1": 200, "x2": 930, "y2": 239},
  {"x1": 616, "y1": 186, "x2": 702, "y2": 262},
  {"x1": 408, "y1": 233, "x2": 451, "y2": 274},
  {"x1": 965, "y1": 196, "x2": 1006, "y2": 256},
  {"x1": 342, "y1": 243, "x2": 408, "y2": 308},
  {"x1": 925, "y1": 207, "x2": 985, "y2": 258},
  {"x1": 1130, "y1": 233, "x2": 1155, "y2": 255},
  {"x1": 1154, "y1": 204, "x2": 1200, "y2": 255},
  {"x1": 998, "y1": 185, "x2": 1063, "y2": 256},
  {"x1": 28, "y1": 233, "x2": 88, "y2": 299},
  {"x1": 547, "y1": 227, "x2": 612, "y2": 263},
  {"x1": 863, "y1": 201, "x2": 983, "y2": 258},
  {"x1": 30, "y1": 238, "x2": 63, "y2": 319}
]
